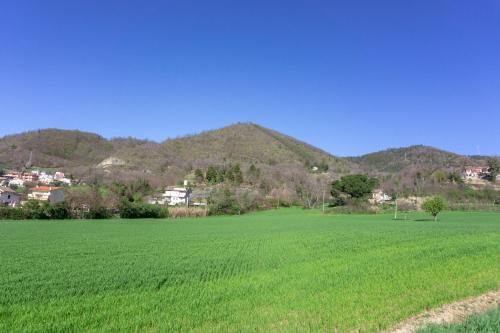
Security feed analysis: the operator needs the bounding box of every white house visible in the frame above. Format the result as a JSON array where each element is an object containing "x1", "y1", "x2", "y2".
[
  {"x1": 0, "y1": 187, "x2": 22, "y2": 207},
  {"x1": 28, "y1": 186, "x2": 65, "y2": 203},
  {"x1": 8, "y1": 178, "x2": 25, "y2": 187},
  {"x1": 370, "y1": 189, "x2": 392, "y2": 204},
  {"x1": 162, "y1": 187, "x2": 192, "y2": 206},
  {"x1": 39, "y1": 171, "x2": 72, "y2": 185},
  {"x1": 38, "y1": 172, "x2": 54, "y2": 185},
  {"x1": 54, "y1": 172, "x2": 72, "y2": 185}
]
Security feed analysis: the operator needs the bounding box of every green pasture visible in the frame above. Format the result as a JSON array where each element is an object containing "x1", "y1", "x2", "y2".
[{"x1": 0, "y1": 209, "x2": 499, "y2": 332}]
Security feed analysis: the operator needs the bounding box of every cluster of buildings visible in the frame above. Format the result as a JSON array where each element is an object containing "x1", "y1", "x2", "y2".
[
  {"x1": 0, "y1": 185, "x2": 66, "y2": 207},
  {"x1": 0, "y1": 170, "x2": 72, "y2": 188},
  {"x1": 461, "y1": 166, "x2": 499, "y2": 181},
  {"x1": 0, "y1": 170, "x2": 69, "y2": 207}
]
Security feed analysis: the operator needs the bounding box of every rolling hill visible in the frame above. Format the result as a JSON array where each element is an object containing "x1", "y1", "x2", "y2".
[
  {"x1": 348, "y1": 145, "x2": 498, "y2": 174},
  {"x1": 1, "y1": 125, "x2": 497, "y2": 185},
  {"x1": 0, "y1": 124, "x2": 354, "y2": 182}
]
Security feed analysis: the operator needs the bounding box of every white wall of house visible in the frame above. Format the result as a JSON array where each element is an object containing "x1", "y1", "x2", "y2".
[
  {"x1": 28, "y1": 189, "x2": 65, "y2": 203},
  {"x1": 162, "y1": 187, "x2": 191, "y2": 206},
  {"x1": 0, "y1": 190, "x2": 21, "y2": 207}
]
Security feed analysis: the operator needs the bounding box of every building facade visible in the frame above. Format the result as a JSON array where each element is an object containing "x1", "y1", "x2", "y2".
[
  {"x1": 0, "y1": 187, "x2": 22, "y2": 207},
  {"x1": 28, "y1": 186, "x2": 65, "y2": 203}
]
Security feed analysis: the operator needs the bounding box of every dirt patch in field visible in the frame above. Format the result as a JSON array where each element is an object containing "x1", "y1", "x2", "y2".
[{"x1": 384, "y1": 290, "x2": 500, "y2": 333}]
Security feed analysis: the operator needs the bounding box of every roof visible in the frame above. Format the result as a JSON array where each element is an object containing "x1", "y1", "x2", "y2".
[{"x1": 30, "y1": 186, "x2": 63, "y2": 192}]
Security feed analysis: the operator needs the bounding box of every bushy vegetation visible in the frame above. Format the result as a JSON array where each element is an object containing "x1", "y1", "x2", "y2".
[
  {"x1": 487, "y1": 158, "x2": 499, "y2": 183},
  {"x1": 118, "y1": 201, "x2": 168, "y2": 219},
  {"x1": 330, "y1": 174, "x2": 378, "y2": 208},
  {"x1": 208, "y1": 188, "x2": 241, "y2": 215},
  {"x1": 331, "y1": 174, "x2": 378, "y2": 199},
  {"x1": 0, "y1": 209, "x2": 499, "y2": 332},
  {"x1": 422, "y1": 196, "x2": 447, "y2": 221},
  {"x1": 417, "y1": 308, "x2": 500, "y2": 333},
  {"x1": 0, "y1": 201, "x2": 71, "y2": 220},
  {"x1": 204, "y1": 164, "x2": 244, "y2": 185}
]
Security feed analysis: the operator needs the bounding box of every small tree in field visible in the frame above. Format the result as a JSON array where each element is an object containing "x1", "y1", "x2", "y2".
[{"x1": 422, "y1": 196, "x2": 446, "y2": 221}]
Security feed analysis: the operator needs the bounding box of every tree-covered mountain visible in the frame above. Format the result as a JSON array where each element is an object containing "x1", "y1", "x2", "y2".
[
  {"x1": 1, "y1": 125, "x2": 498, "y2": 187},
  {"x1": 0, "y1": 124, "x2": 354, "y2": 185},
  {"x1": 348, "y1": 145, "x2": 497, "y2": 174}
]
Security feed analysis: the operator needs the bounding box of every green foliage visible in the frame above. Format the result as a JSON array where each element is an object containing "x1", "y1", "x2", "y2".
[
  {"x1": 111, "y1": 179, "x2": 152, "y2": 203},
  {"x1": 432, "y1": 170, "x2": 447, "y2": 184},
  {"x1": 1, "y1": 201, "x2": 71, "y2": 220},
  {"x1": 208, "y1": 188, "x2": 240, "y2": 215},
  {"x1": 331, "y1": 174, "x2": 379, "y2": 199},
  {"x1": 487, "y1": 158, "x2": 500, "y2": 182},
  {"x1": 205, "y1": 166, "x2": 218, "y2": 184},
  {"x1": 194, "y1": 168, "x2": 204, "y2": 182},
  {"x1": 0, "y1": 207, "x2": 27, "y2": 220},
  {"x1": 230, "y1": 164, "x2": 243, "y2": 185},
  {"x1": 118, "y1": 201, "x2": 168, "y2": 219},
  {"x1": 447, "y1": 171, "x2": 463, "y2": 184},
  {"x1": 314, "y1": 161, "x2": 329, "y2": 172},
  {"x1": 204, "y1": 165, "x2": 243, "y2": 185},
  {"x1": 417, "y1": 307, "x2": 500, "y2": 333},
  {"x1": 0, "y1": 210, "x2": 499, "y2": 332},
  {"x1": 247, "y1": 164, "x2": 261, "y2": 184},
  {"x1": 422, "y1": 196, "x2": 447, "y2": 221}
]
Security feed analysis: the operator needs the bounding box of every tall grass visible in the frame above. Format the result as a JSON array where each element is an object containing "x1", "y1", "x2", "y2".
[
  {"x1": 169, "y1": 206, "x2": 208, "y2": 218},
  {"x1": 0, "y1": 209, "x2": 499, "y2": 332}
]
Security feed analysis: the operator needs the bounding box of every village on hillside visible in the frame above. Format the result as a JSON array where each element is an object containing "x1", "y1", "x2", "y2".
[{"x1": 1, "y1": 163, "x2": 498, "y2": 210}]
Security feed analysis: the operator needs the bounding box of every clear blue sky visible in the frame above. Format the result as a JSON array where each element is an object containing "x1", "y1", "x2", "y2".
[{"x1": 1, "y1": 1, "x2": 499, "y2": 156}]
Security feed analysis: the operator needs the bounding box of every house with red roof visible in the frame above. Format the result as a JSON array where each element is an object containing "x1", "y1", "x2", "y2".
[{"x1": 28, "y1": 186, "x2": 65, "y2": 203}]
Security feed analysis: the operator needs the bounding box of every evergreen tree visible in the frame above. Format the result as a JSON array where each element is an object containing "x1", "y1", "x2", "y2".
[{"x1": 205, "y1": 166, "x2": 218, "y2": 184}]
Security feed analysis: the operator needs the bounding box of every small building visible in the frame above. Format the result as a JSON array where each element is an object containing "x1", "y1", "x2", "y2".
[
  {"x1": 0, "y1": 186, "x2": 22, "y2": 207},
  {"x1": 38, "y1": 172, "x2": 54, "y2": 185},
  {"x1": 162, "y1": 187, "x2": 192, "y2": 206},
  {"x1": 190, "y1": 191, "x2": 209, "y2": 207},
  {"x1": 462, "y1": 166, "x2": 489, "y2": 180},
  {"x1": 28, "y1": 186, "x2": 65, "y2": 203},
  {"x1": 8, "y1": 178, "x2": 25, "y2": 187},
  {"x1": 370, "y1": 189, "x2": 392, "y2": 204},
  {"x1": 5, "y1": 171, "x2": 39, "y2": 183}
]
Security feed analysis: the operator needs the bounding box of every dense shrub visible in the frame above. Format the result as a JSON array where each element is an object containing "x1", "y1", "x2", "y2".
[
  {"x1": 422, "y1": 196, "x2": 447, "y2": 221},
  {"x1": 208, "y1": 188, "x2": 241, "y2": 215},
  {"x1": 84, "y1": 206, "x2": 113, "y2": 219},
  {"x1": 118, "y1": 201, "x2": 168, "y2": 219},
  {"x1": 0, "y1": 201, "x2": 71, "y2": 220},
  {"x1": 0, "y1": 207, "x2": 28, "y2": 220}
]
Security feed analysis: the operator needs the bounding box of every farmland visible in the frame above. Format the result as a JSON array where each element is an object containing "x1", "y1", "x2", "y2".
[{"x1": 1, "y1": 209, "x2": 499, "y2": 332}]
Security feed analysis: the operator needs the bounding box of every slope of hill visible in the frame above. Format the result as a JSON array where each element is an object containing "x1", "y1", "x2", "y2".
[
  {"x1": 348, "y1": 145, "x2": 465, "y2": 173},
  {"x1": 151, "y1": 123, "x2": 353, "y2": 172},
  {"x1": 2, "y1": 126, "x2": 496, "y2": 185},
  {"x1": 347, "y1": 145, "x2": 497, "y2": 174},
  {"x1": 0, "y1": 129, "x2": 115, "y2": 169},
  {"x1": 0, "y1": 124, "x2": 355, "y2": 184}
]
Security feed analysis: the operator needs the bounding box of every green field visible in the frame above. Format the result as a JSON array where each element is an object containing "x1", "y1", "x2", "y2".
[{"x1": 1, "y1": 209, "x2": 499, "y2": 332}]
